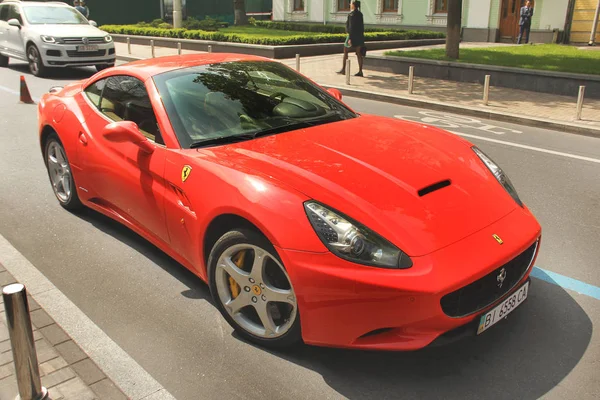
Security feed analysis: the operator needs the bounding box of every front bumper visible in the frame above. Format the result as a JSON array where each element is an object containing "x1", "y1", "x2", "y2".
[
  {"x1": 278, "y1": 206, "x2": 541, "y2": 351},
  {"x1": 39, "y1": 42, "x2": 115, "y2": 67}
]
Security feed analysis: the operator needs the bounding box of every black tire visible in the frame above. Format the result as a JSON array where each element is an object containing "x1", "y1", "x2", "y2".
[
  {"x1": 95, "y1": 63, "x2": 114, "y2": 72},
  {"x1": 44, "y1": 134, "x2": 83, "y2": 211},
  {"x1": 27, "y1": 44, "x2": 47, "y2": 77},
  {"x1": 0, "y1": 53, "x2": 8, "y2": 68},
  {"x1": 208, "y1": 229, "x2": 302, "y2": 349}
]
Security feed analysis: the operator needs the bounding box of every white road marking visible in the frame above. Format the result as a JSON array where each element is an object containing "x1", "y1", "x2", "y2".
[
  {"x1": 449, "y1": 131, "x2": 600, "y2": 165},
  {"x1": 0, "y1": 234, "x2": 176, "y2": 400}
]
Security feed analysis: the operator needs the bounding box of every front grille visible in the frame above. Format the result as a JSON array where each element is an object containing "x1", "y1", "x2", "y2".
[
  {"x1": 66, "y1": 50, "x2": 107, "y2": 58},
  {"x1": 62, "y1": 37, "x2": 105, "y2": 44},
  {"x1": 440, "y1": 240, "x2": 538, "y2": 317}
]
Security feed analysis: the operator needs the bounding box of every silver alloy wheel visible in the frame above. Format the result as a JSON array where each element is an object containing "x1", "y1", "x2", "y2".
[
  {"x1": 47, "y1": 142, "x2": 72, "y2": 203},
  {"x1": 215, "y1": 244, "x2": 297, "y2": 339},
  {"x1": 28, "y1": 46, "x2": 40, "y2": 75}
]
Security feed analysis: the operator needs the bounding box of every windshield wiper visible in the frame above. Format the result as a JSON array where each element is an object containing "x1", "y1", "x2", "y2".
[{"x1": 189, "y1": 134, "x2": 255, "y2": 149}]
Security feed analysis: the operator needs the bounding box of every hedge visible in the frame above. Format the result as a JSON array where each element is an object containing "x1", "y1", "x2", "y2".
[
  {"x1": 100, "y1": 25, "x2": 445, "y2": 45},
  {"x1": 253, "y1": 20, "x2": 421, "y2": 34}
]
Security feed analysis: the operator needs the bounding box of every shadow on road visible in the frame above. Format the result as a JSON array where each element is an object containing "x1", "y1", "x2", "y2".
[
  {"x1": 73, "y1": 208, "x2": 592, "y2": 400},
  {"x1": 8, "y1": 61, "x2": 97, "y2": 81}
]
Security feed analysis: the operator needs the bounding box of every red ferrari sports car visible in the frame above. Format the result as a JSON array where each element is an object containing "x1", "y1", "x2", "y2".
[{"x1": 38, "y1": 54, "x2": 541, "y2": 350}]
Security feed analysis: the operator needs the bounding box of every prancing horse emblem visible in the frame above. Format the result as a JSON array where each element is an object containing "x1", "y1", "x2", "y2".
[
  {"x1": 181, "y1": 165, "x2": 192, "y2": 182},
  {"x1": 497, "y1": 267, "x2": 507, "y2": 288}
]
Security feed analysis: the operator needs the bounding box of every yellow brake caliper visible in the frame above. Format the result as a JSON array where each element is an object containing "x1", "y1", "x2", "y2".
[{"x1": 229, "y1": 251, "x2": 245, "y2": 299}]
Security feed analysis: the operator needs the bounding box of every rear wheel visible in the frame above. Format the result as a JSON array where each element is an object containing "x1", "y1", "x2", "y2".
[
  {"x1": 0, "y1": 53, "x2": 8, "y2": 67},
  {"x1": 95, "y1": 63, "x2": 114, "y2": 72},
  {"x1": 27, "y1": 44, "x2": 47, "y2": 77},
  {"x1": 208, "y1": 229, "x2": 301, "y2": 349},
  {"x1": 44, "y1": 134, "x2": 82, "y2": 211}
]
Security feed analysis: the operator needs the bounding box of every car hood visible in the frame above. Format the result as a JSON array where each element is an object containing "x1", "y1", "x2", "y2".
[
  {"x1": 27, "y1": 24, "x2": 108, "y2": 38},
  {"x1": 197, "y1": 115, "x2": 518, "y2": 256}
]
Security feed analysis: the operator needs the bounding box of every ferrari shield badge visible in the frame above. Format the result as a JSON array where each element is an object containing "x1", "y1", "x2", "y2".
[
  {"x1": 181, "y1": 165, "x2": 192, "y2": 182},
  {"x1": 493, "y1": 234, "x2": 503, "y2": 245}
]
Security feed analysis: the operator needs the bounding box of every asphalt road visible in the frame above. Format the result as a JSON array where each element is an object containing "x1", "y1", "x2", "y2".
[{"x1": 0, "y1": 61, "x2": 599, "y2": 400}]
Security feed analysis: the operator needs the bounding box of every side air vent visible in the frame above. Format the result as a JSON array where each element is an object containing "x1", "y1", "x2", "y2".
[{"x1": 418, "y1": 180, "x2": 451, "y2": 197}]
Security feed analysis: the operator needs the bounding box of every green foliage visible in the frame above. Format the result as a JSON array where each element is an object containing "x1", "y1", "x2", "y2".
[
  {"x1": 100, "y1": 24, "x2": 445, "y2": 45},
  {"x1": 183, "y1": 16, "x2": 222, "y2": 31},
  {"x1": 150, "y1": 19, "x2": 166, "y2": 28},
  {"x1": 248, "y1": 17, "x2": 257, "y2": 26},
  {"x1": 384, "y1": 44, "x2": 600, "y2": 76},
  {"x1": 157, "y1": 22, "x2": 173, "y2": 29},
  {"x1": 252, "y1": 21, "x2": 445, "y2": 36}
]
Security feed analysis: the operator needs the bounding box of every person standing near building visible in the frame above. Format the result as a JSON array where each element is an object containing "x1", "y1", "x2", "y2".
[
  {"x1": 517, "y1": 1, "x2": 534, "y2": 44},
  {"x1": 74, "y1": 0, "x2": 89, "y2": 18},
  {"x1": 337, "y1": 1, "x2": 365, "y2": 77}
]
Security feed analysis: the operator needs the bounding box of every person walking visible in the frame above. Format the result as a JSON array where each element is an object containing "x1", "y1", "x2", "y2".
[
  {"x1": 337, "y1": 1, "x2": 365, "y2": 77},
  {"x1": 517, "y1": 1, "x2": 534, "y2": 44},
  {"x1": 74, "y1": 0, "x2": 89, "y2": 18}
]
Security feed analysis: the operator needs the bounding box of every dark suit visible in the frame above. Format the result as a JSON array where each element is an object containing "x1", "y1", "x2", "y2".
[
  {"x1": 517, "y1": 6, "x2": 534, "y2": 44},
  {"x1": 346, "y1": 10, "x2": 365, "y2": 47}
]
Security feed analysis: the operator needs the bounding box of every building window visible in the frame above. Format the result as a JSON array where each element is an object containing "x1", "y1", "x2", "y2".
[
  {"x1": 338, "y1": 0, "x2": 351, "y2": 11},
  {"x1": 293, "y1": 0, "x2": 304, "y2": 11},
  {"x1": 435, "y1": 0, "x2": 447, "y2": 13},
  {"x1": 383, "y1": 0, "x2": 398, "y2": 12}
]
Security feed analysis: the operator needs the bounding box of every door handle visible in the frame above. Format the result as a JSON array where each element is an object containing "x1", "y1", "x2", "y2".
[{"x1": 78, "y1": 132, "x2": 88, "y2": 146}]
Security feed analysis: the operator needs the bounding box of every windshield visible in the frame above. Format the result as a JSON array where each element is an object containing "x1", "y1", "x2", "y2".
[
  {"x1": 23, "y1": 6, "x2": 88, "y2": 25},
  {"x1": 152, "y1": 61, "x2": 357, "y2": 148}
]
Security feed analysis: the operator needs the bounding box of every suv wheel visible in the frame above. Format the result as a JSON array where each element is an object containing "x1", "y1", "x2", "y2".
[
  {"x1": 95, "y1": 63, "x2": 115, "y2": 72},
  {"x1": 27, "y1": 44, "x2": 47, "y2": 77}
]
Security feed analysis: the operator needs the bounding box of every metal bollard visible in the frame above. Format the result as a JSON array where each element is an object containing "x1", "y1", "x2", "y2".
[
  {"x1": 295, "y1": 54, "x2": 300, "y2": 72},
  {"x1": 177, "y1": 42, "x2": 182, "y2": 55},
  {"x1": 208, "y1": 45, "x2": 212, "y2": 53},
  {"x1": 576, "y1": 85, "x2": 585, "y2": 120},
  {"x1": 483, "y1": 74, "x2": 491, "y2": 106},
  {"x1": 126, "y1": 37, "x2": 131, "y2": 54},
  {"x1": 150, "y1": 40, "x2": 155, "y2": 58},
  {"x1": 345, "y1": 59, "x2": 351, "y2": 85},
  {"x1": 408, "y1": 66, "x2": 414, "y2": 94},
  {"x1": 3, "y1": 284, "x2": 48, "y2": 400}
]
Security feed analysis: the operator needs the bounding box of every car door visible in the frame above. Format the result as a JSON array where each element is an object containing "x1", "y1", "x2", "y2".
[
  {"x1": 80, "y1": 75, "x2": 171, "y2": 244},
  {"x1": 5, "y1": 4, "x2": 24, "y2": 58},
  {"x1": 0, "y1": 5, "x2": 9, "y2": 53}
]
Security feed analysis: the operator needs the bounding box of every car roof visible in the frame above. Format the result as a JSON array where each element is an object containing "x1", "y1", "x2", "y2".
[
  {"x1": 1, "y1": 1, "x2": 70, "y2": 7},
  {"x1": 110, "y1": 53, "x2": 273, "y2": 81}
]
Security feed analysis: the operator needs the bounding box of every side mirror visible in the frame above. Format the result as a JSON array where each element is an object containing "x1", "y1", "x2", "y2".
[
  {"x1": 89, "y1": 20, "x2": 98, "y2": 27},
  {"x1": 102, "y1": 121, "x2": 154, "y2": 154},
  {"x1": 327, "y1": 88, "x2": 343, "y2": 101},
  {"x1": 7, "y1": 19, "x2": 21, "y2": 28}
]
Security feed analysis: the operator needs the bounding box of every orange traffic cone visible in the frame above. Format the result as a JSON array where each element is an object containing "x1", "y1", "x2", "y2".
[{"x1": 19, "y1": 75, "x2": 34, "y2": 104}]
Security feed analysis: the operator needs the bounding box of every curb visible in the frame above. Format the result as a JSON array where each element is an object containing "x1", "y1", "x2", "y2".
[{"x1": 116, "y1": 54, "x2": 600, "y2": 138}]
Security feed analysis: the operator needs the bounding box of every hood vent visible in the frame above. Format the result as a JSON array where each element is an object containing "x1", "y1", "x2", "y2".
[{"x1": 418, "y1": 180, "x2": 451, "y2": 197}]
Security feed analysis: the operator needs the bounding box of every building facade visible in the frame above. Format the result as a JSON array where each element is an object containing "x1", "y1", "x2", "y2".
[{"x1": 273, "y1": 0, "x2": 594, "y2": 44}]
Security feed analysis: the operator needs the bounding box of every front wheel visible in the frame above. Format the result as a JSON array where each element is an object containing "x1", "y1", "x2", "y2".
[
  {"x1": 27, "y1": 45, "x2": 47, "y2": 77},
  {"x1": 208, "y1": 229, "x2": 301, "y2": 349},
  {"x1": 44, "y1": 134, "x2": 82, "y2": 211}
]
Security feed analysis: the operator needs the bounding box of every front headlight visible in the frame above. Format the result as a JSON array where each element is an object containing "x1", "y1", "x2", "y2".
[
  {"x1": 104, "y1": 35, "x2": 113, "y2": 43},
  {"x1": 40, "y1": 35, "x2": 56, "y2": 44},
  {"x1": 472, "y1": 147, "x2": 523, "y2": 207},
  {"x1": 304, "y1": 201, "x2": 413, "y2": 269}
]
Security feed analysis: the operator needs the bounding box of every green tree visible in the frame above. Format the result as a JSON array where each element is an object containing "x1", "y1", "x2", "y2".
[
  {"x1": 446, "y1": 0, "x2": 462, "y2": 59},
  {"x1": 234, "y1": 0, "x2": 248, "y2": 26}
]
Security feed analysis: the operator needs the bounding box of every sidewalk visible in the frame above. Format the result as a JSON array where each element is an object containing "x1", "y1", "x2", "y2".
[
  {"x1": 114, "y1": 41, "x2": 600, "y2": 136},
  {"x1": 0, "y1": 263, "x2": 127, "y2": 399}
]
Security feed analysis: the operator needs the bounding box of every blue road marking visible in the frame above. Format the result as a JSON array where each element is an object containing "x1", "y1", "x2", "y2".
[{"x1": 532, "y1": 267, "x2": 600, "y2": 301}]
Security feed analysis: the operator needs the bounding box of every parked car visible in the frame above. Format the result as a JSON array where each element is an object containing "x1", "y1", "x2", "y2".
[
  {"x1": 37, "y1": 53, "x2": 542, "y2": 350},
  {"x1": 0, "y1": 0, "x2": 115, "y2": 76}
]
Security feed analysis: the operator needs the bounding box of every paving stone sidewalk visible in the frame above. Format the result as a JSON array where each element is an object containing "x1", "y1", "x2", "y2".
[
  {"x1": 0, "y1": 264, "x2": 127, "y2": 400},
  {"x1": 114, "y1": 41, "x2": 600, "y2": 130}
]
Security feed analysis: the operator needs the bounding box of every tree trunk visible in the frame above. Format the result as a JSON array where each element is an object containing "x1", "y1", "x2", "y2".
[
  {"x1": 234, "y1": 0, "x2": 248, "y2": 26},
  {"x1": 446, "y1": 0, "x2": 463, "y2": 59}
]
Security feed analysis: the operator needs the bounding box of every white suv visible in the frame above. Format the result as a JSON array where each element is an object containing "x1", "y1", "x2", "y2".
[{"x1": 0, "y1": 0, "x2": 115, "y2": 77}]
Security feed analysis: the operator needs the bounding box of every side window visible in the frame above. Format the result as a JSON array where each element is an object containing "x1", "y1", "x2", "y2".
[
  {"x1": 0, "y1": 6, "x2": 8, "y2": 22},
  {"x1": 7, "y1": 5, "x2": 23, "y2": 24},
  {"x1": 100, "y1": 76, "x2": 161, "y2": 143},
  {"x1": 84, "y1": 78, "x2": 107, "y2": 109}
]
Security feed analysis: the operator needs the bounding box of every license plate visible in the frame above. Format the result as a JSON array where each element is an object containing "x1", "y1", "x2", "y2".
[
  {"x1": 477, "y1": 281, "x2": 529, "y2": 335},
  {"x1": 77, "y1": 45, "x2": 98, "y2": 52}
]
